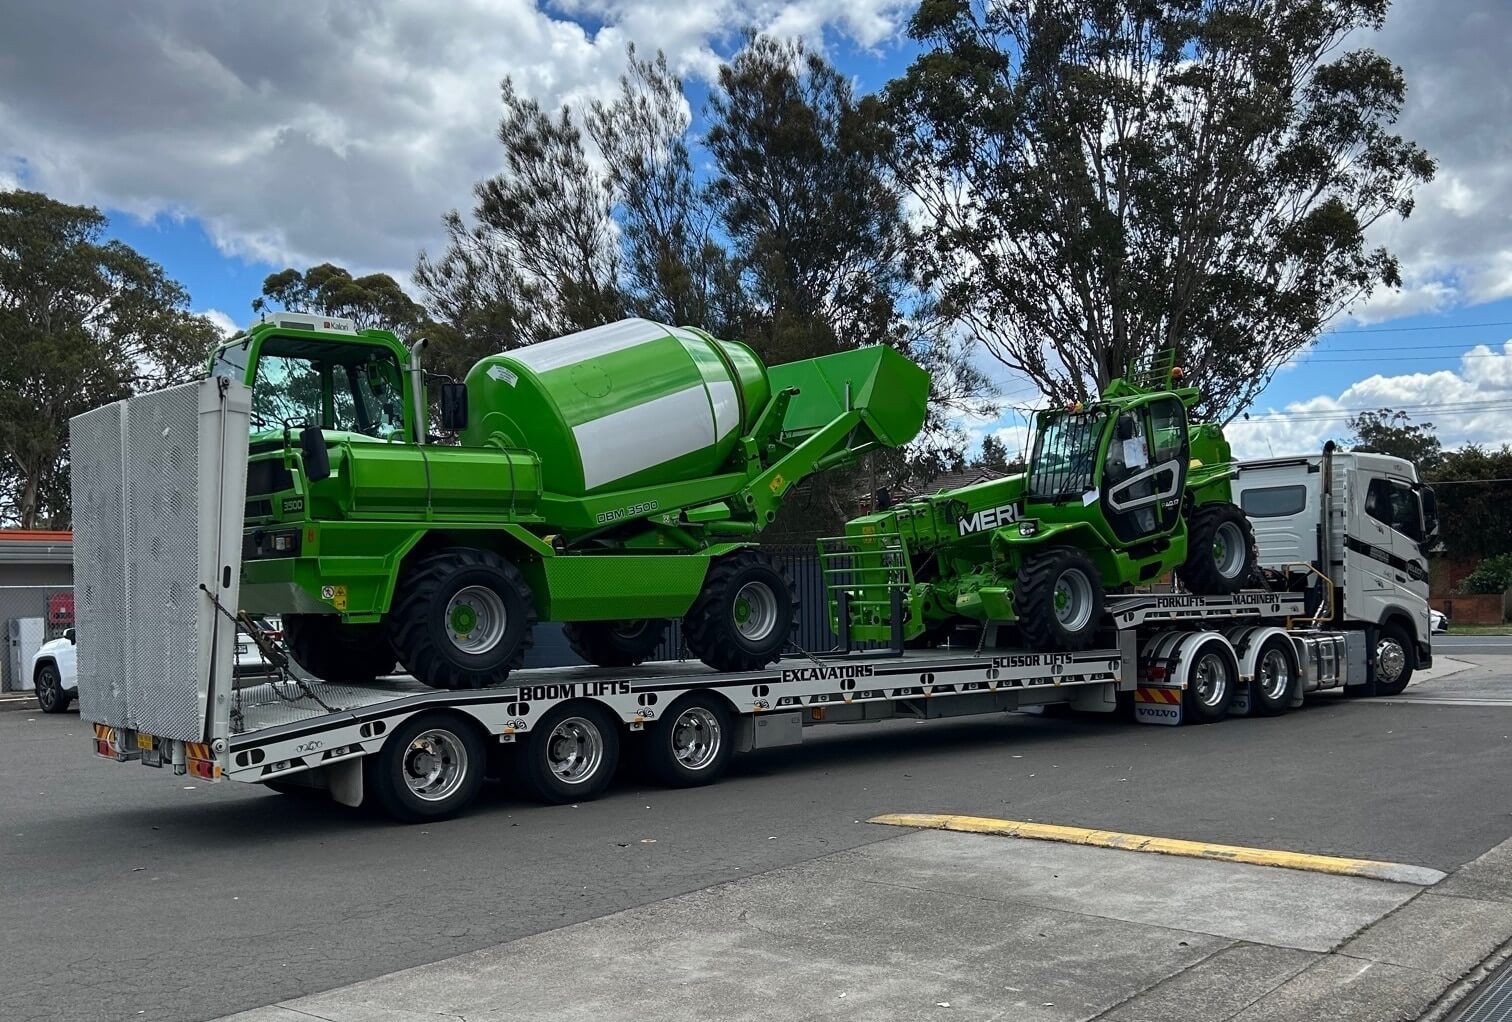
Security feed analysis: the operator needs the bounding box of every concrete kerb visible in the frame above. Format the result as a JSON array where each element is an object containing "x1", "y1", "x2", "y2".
[
  {"x1": 0, "y1": 693, "x2": 38, "y2": 712},
  {"x1": 870, "y1": 813, "x2": 1449, "y2": 886}
]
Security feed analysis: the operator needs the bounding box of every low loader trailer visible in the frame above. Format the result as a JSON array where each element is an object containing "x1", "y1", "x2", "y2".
[{"x1": 71, "y1": 378, "x2": 1434, "y2": 822}]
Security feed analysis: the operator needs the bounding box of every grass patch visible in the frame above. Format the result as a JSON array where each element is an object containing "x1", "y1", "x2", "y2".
[{"x1": 1446, "y1": 624, "x2": 1512, "y2": 635}]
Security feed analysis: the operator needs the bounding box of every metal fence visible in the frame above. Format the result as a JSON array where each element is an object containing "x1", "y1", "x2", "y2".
[{"x1": 1, "y1": 586, "x2": 75, "y2": 691}]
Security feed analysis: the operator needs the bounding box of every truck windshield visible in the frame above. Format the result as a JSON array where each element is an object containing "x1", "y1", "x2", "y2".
[
  {"x1": 212, "y1": 339, "x2": 404, "y2": 437},
  {"x1": 1028, "y1": 409, "x2": 1108, "y2": 499}
]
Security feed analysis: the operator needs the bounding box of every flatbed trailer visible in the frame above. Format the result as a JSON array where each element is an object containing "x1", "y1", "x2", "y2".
[{"x1": 71, "y1": 379, "x2": 1406, "y2": 822}]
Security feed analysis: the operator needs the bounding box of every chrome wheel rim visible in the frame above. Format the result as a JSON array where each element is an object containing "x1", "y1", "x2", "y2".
[
  {"x1": 403, "y1": 729, "x2": 467, "y2": 802},
  {"x1": 1213, "y1": 521, "x2": 1247, "y2": 579},
  {"x1": 1376, "y1": 637, "x2": 1407, "y2": 685},
  {"x1": 1258, "y1": 647, "x2": 1290, "y2": 701},
  {"x1": 1193, "y1": 652, "x2": 1229, "y2": 708},
  {"x1": 445, "y1": 585, "x2": 507, "y2": 654},
  {"x1": 1053, "y1": 569, "x2": 1095, "y2": 631},
  {"x1": 546, "y1": 716, "x2": 604, "y2": 785},
  {"x1": 671, "y1": 707, "x2": 722, "y2": 771},
  {"x1": 733, "y1": 582, "x2": 780, "y2": 643}
]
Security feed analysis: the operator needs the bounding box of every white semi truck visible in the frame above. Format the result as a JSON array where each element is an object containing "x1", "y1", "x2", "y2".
[{"x1": 70, "y1": 380, "x2": 1436, "y2": 822}]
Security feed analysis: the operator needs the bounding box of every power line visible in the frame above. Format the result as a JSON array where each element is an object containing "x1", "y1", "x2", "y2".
[{"x1": 1323, "y1": 319, "x2": 1512, "y2": 335}]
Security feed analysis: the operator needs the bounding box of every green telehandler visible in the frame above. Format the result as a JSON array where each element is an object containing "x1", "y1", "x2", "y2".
[
  {"x1": 213, "y1": 313, "x2": 929, "y2": 689},
  {"x1": 829, "y1": 355, "x2": 1259, "y2": 651}
]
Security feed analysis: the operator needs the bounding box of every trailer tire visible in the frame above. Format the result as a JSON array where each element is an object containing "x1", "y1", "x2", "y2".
[
  {"x1": 684, "y1": 551, "x2": 796, "y2": 672},
  {"x1": 1250, "y1": 636, "x2": 1298, "y2": 716},
  {"x1": 284, "y1": 615, "x2": 397, "y2": 684},
  {"x1": 389, "y1": 547, "x2": 536, "y2": 690},
  {"x1": 364, "y1": 712, "x2": 486, "y2": 823},
  {"x1": 1372, "y1": 622, "x2": 1415, "y2": 696},
  {"x1": 518, "y1": 703, "x2": 621, "y2": 804},
  {"x1": 1014, "y1": 547, "x2": 1104, "y2": 652},
  {"x1": 645, "y1": 692, "x2": 734, "y2": 787},
  {"x1": 1182, "y1": 637, "x2": 1238, "y2": 724},
  {"x1": 563, "y1": 619, "x2": 668, "y2": 668},
  {"x1": 1177, "y1": 503, "x2": 1259, "y2": 595}
]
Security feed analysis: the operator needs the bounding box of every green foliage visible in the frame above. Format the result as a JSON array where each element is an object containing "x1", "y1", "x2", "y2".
[
  {"x1": 1430, "y1": 445, "x2": 1512, "y2": 561},
  {"x1": 890, "y1": 0, "x2": 1434, "y2": 421},
  {"x1": 1457, "y1": 553, "x2": 1512, "y2": 595},
  {"x1": 0, "y1": 190, "x2": 219, "y2": 527},
  {"x1": 253, "y1": 263, "x2": 427, "y2": 334},
  {"x1": 972, "y1": 434, "x2": 1023, "y2": 474},
  {"x1": 1348, "y1": 407, "x2": 1442, "y2": 472}
]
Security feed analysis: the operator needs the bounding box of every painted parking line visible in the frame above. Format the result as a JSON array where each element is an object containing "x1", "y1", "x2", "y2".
[{"x1": 869, "y1": 813, "x2": 1446, "y2": 886}]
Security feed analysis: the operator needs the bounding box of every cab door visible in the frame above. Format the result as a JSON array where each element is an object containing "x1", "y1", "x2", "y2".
[{"x1": 1101, "y1": 397, "x2": 1188, "y2": 544}]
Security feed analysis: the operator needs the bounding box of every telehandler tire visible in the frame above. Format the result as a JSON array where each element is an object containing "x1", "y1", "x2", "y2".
[
  {"x1": 1177, "y1": 503, "x2": 1259, "y2": 595},
  {"x1": 684, "y1": 550, "x2": 797, "y2": 672},
  {"x1": 563, "y1": 619, "x2": 668, "y2": 668},
  {"x1": 1014, "y1": 546, "x2": 1105, "y2": 652},
  {"x1": 284, "y1": 615, "x2": 397, "y2": 684},
  {"x1": 389, "y1": 547, "x2": 536, "y2": 690}
]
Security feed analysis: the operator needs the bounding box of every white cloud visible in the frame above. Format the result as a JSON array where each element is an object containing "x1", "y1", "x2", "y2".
[
  {"x1": 1343, "y1": 1, "x2": 1512, "y2": 320},
  {"x1": 1227, "y1": 340, "x2": 1512, "y2": 460},
  {"x1": 0, "y1": 1, "x2": 913, "y2": 281},
  {"x1": 199, "y1": 308, "x2": 239, "y2": 338}
]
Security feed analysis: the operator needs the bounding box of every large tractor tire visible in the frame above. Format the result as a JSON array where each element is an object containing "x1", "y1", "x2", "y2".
[
  {"x1": 564, "y1": 620, "x2": 668, "y2": 668},
  {"x1": 1177, "y1": 502, "x2": 1259, "y2": 595},
  {"x1": 684, "y1": 550, "x2": 797, "y2": 672},
  {"x1": 283, "y1": 615, "x2": 398, "y2": 684},
  {"x1": 1014, "y1": 546, "x2": 1105, "y2": 652},
  {"x1": 388, "y1": 547, "x2": 536, "y2": 690}
]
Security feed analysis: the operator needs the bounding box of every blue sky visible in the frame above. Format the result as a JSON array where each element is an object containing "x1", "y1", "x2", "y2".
[{"x1": 4, "y1": 0, "x2": 1510, "y2": 461}]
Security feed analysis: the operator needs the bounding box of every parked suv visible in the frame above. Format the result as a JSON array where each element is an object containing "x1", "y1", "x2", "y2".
[{"x1": 31, "y1": 628, "x2": 77, "y2": 714}]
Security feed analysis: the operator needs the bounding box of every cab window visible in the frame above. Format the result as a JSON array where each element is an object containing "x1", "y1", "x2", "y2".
[{"x1": 1365, "y1": 478, "x2": 1422, "y2": 542}]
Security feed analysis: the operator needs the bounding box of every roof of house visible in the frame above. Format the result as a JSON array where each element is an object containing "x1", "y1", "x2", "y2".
[{"x1": 0, "y1": 530, "x2": 73, "y2": 564}]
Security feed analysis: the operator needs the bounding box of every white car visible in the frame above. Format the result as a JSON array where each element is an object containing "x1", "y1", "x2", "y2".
[
  {"x1": 1430, "y1": 609, "x2": 1449, "y2": 634},
  {"x1": 30, "y1": 618, "x2": 280, "y2": 714},
  {"x1": 31, "y1": 628, "x2": 78, "y2": 714}
]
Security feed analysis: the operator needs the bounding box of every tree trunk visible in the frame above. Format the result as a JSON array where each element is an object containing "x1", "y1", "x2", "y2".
[{"x1": 19, "y1": 469, "x2": 39, "y2": 530}]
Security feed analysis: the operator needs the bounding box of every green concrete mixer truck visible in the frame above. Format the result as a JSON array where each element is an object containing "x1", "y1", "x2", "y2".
[{"x1": 209, "y1": 313, "x2": 929, "y2": 690}]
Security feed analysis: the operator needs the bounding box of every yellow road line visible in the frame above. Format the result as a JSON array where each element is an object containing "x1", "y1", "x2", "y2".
[{"x1": 868, "y1": 813, "x2": 1446, "y2": 885}]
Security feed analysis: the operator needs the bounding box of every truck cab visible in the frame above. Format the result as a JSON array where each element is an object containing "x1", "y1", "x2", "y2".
[{"x1": 1235, "y1": 446, "x2": 1436, "y2": 691}]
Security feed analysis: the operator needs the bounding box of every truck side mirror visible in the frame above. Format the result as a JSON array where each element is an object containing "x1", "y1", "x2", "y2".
[
  {"x1": 440, "y1": 382, "x2": 468, "y2": 431},
  {"x1": 300, "y1": 426, "x2": 331, "y2": 482},
  {"x1": 1421, "y1": 486, "x2": 1439, "y2": 538},
  {"x1": 64, "y1": 627, "x2": 76, "y2": 644}
]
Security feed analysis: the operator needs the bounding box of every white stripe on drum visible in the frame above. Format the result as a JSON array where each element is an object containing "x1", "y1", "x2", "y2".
[
  {"x1": 707, "y1": 380, "x2": 739, "y2": 439},
  {"x1": 574, "y1": 384, "x2": 716, "y2": 491},
  {"x1": 509, "y1": 318, "x2": 668, "y2": 374}
]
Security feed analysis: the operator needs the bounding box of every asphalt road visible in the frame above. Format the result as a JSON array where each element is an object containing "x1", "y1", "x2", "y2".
[
  {"x1": 1435, "y1": 634, "x2": 1512, "y2": 656},
  {"x1": 5, "y1": 668, "x2": 1512, "y2": 1022}
]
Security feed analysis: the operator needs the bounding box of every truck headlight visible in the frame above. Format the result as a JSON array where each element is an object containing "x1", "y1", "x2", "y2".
[{"x1": 1018, "y1": 520, "x2": 1038, "y2": 537}]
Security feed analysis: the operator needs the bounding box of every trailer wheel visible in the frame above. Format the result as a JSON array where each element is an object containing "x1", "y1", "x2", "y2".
[
  {"x1": 1250, "y1": 636, "x2": 1297, "y2": 716},
  {"x1": 364, "y1": 712, "x2": 486, "y2": 823},
  {"x1": 284, "y1": 615, "x2": 397, "y2": 683},
  {"x1": 563, "y1": 620, "x2": 668, "y2": 668},
  {"x1": 1372, "y1": 623, "x2": 1415, "y2": 696},
  {"x1": 389, "y1": 547, "x2": 536, "y2": 690},
  {"x1": 645, "y1": 693, "x2": 734, "y2": 787},
  {"x1": 1182, "y1": 637, "x2": 1238, "y2": 724},
  {"x1": 684, "y1": 551, "x2": 796, "y2": 672},
  {"x1": 518, "y1": 703, "x2": 620, "y2": 804},
  {"x1": 1014, "y1": 547, "x2": 1104, "y2": 652},
  {"x1": 1177, "y1": 503, "x2": 1259, "y2": 595}
]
